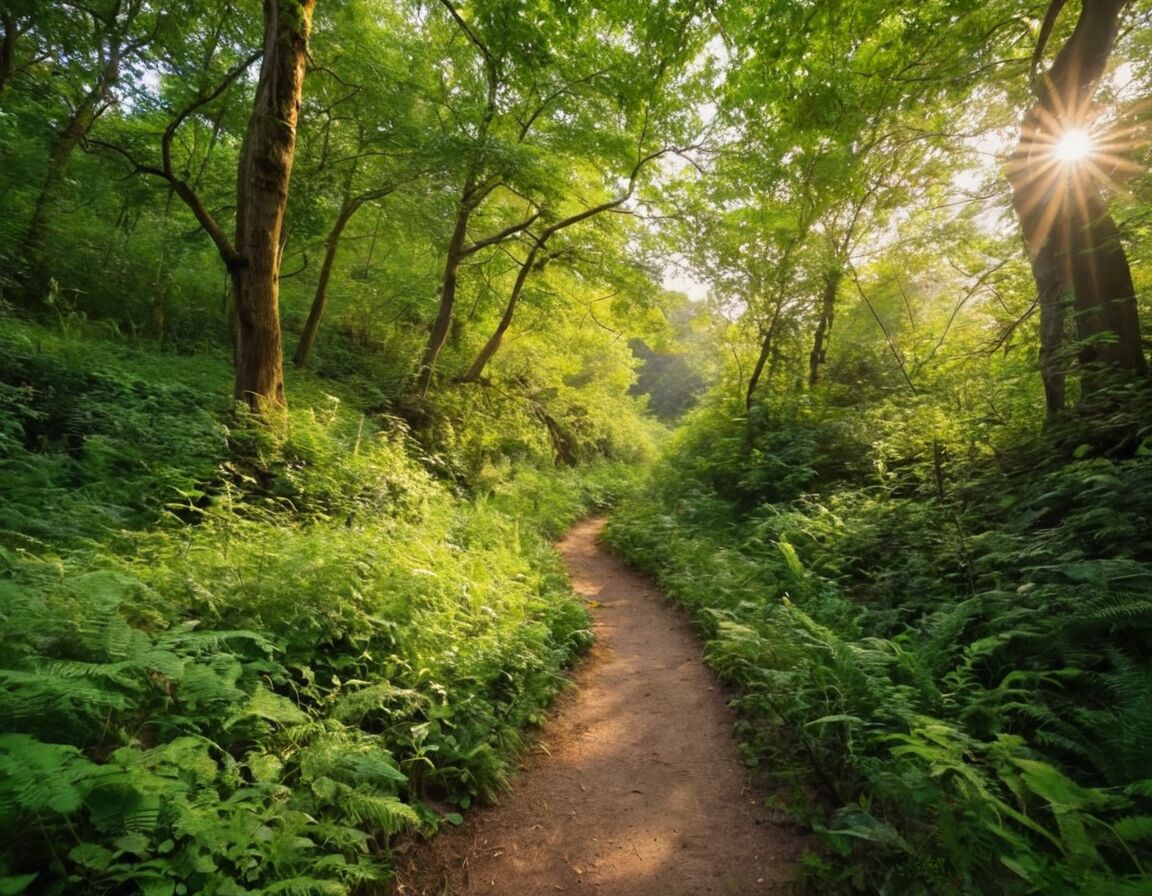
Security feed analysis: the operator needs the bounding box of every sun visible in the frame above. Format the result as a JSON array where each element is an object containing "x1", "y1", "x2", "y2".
[{"x1": 1054, "y1": 128, "x2": 1093, "y2": 162}]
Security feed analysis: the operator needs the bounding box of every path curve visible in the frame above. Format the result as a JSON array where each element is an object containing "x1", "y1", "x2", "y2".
[{"x1": 397, "y1": 517, "x2": 804, "y2": 895}]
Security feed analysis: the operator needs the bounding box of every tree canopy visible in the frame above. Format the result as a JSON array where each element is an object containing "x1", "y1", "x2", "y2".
[{"x1": 2, "y1": 0, "x2": 1152, "y2": 892}]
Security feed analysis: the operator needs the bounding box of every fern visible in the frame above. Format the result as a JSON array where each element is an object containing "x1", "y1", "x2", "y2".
[
  {"x1": 0, "y1": 734, "x2": 99, "y2": 818},
  {"x1": 330, "y1": 682, "x2": 426, "y2": 728},
  {"x1": 0, "y1": 668, "x2": 131, "y2": 738},
  {"x1": 1079, "y1": 595, "x2": 1152, "y2": 628},
  {"x1": 338, "y1": 792, "x2": 420, "y2": 833}
]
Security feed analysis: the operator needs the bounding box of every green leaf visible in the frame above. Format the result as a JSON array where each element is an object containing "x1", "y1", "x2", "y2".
[
  {"x1": 68, "y1": 843, "x2": 116, "y2": 870},
  {"x1": 805, "y1": 714, "x2": 863, "y2": 727},
  {"x1": 776, "y1": 538, "x2": 806, "y2": 581},
  {"x1": 113, "y1": 831, "x2": 152, "y2": 856},
  {"x1": 223, "y1": 684, "x2": 309, "y2": 730},
  {"x1": 823, "y1": 805, "x2": 909, "y2": 852},
  {"x1": 1113, "y1": 816, "x2": 1152, "y2": 842},
  {"x1": 1009, "y1": 756, "x2": 1107, "y2": 813},
  {"x1": 0, "y1": 875, "x2": 38, "y2": 896}
]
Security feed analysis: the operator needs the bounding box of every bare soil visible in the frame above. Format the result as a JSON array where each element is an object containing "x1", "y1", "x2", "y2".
[{"x1": 395, "y1": 517, "x2": 806, "y2": 895}]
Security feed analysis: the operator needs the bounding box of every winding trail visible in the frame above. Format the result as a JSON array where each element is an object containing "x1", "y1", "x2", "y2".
[{"x1": 397, "y1": 517, "x2": 805, "y2": 895}]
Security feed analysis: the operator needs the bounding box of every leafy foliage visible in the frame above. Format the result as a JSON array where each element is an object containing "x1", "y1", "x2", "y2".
[
  {"x1": 607, "y1": 409, "x2": 1152, "y2": 893},
  {"x1": 4, "y1": 0, "x2": 1152, "y2": 893},
  {"x1": 0, "y1": 320, "x2": 632, "y2": 894}
]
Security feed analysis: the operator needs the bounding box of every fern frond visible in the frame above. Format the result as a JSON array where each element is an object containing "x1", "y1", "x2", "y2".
[
  {"x1": 0, "y1": 668, "x2": 129, "y2": 729},
  {"x1": 0, "y1": 734, "x2": 99, "y2": 818},
  {"x1": 338, "y1": 792, "x2": 419, "y2": 833},
  {"x1": 39, "y1": 659, "x2": 145, "y2": 692},
  {"x1": 1112, "y1": 815, "x2": 1152, "y2": 843},
  {"x1": 223, "y1": 685, "x2": 309, "y2": 731},
  {"x1": 333, "y1": 750, "x2": 408, "y2": 789},
  {"x1": 330, "y1": 682, "x2": 425, "y2": 726},
  {"x1": 1078, "y1": 597, "x2": 1152, "y2": 628}
]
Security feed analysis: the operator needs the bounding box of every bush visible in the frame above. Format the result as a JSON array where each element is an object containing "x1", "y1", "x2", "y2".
[
  {"x1": 0, "y1": 320, "x2": 626, "y2": 895},
  {"x1": 606, "y1": 432, "x2": 1152, "y2": 895}
]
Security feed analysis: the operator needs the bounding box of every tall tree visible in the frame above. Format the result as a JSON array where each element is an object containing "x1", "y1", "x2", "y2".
[
  {"x1": 1007, "y1": 0, "x2": 1148, "y2": 416},
  {"x1": 98, "y1": 0, "x2": 316, "y2": 413},
  {"x1": 290, "y1": 0, "x2": 433, "y2": 369},
  {"x1": 412, "y1": 0, "x2": 709, "y2": 395},
  {"x1": 411, "y1": 0, "x2": 542, "y2": 395},
  {"x1": 293, "y1": 171, "x2": 398, "y2": 369},
  {"x1": 675, "y1": 0, "x2": 1039, "y2": 408},
  {"x1": 15, "y1": 0, "x2": 156, "y2": 302},
  {"x1": 230, "y1": 0, "x2": 317, "y2": 411}
]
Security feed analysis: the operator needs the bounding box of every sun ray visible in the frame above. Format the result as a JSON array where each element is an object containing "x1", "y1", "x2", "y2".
[
  {"x1": 1055, "y1": 129, "x2": 1092, "y2": 161},
  {"x1": 1006, "y1": 80, "x2": 1150, "y2": 252}
]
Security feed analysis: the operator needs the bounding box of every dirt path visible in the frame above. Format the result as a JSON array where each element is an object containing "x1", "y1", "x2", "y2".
[{"x1": 396, "y1": 517, "x2": 805, "y2": 895}]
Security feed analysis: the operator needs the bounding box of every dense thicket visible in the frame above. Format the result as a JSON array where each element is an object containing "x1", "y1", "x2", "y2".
[
  {"x1": 606, "y1": 1, "x2": 1152, "y2": 893},
  {"x1": 608, "y1": 391, "x2": 1152, "y2": 894},
  {"x1": 3, "y1": 0, "x2": 1152, "y2": 893},
  {"x1": 0, "y1": 319, "x2": 648, "y2": 894},
  {"x1": 0, "y1": 7, "x2": 691, "y2": 888}
]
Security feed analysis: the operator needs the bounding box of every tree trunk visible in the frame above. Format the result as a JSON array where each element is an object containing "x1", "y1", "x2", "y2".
[
  {"x1": 746, "y1": 304, "x2": 781, "y2": 410},
  {"x1": 150, "y1": 191, "x2": 176, "y2": 343},
  {"x1": 0, "y1": 13, "x2": 20, "y2": 95},
  {"x1": 460, "y1": 243, "x2": 540, "y2": 383},
  {"x1": 18, "y1": 55, "x2": 120, "y2": 301},
  {"x1": 231, "y1": 0, "x2": 316, "y2": 414},
  {"x1": 294, "y1": 197, "x2": 361, "y2": 368},
  {"x1": 808, "y1": 269, "x2": 840, "y2": 388},
  {"x1": 458, "y1": 165, "x2": 643, "y2": 384},
  {"x1": 1067, "y1": 180, "x2": 1147, "y2": 384},
  {"x1": 416, "y1": 194, "x2": 473, "y2": 395},
  {"x1": 1034, "y1": 236, "x2": 1070, "y2": 415},
  {"x1": 1008, "y1": 0, "x2": 1146, "y2": 415}
]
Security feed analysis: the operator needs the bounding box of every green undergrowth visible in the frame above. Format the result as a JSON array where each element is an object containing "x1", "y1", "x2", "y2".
[
  {"x1": 605, "y1": 397, "x2": 1152, "y2": 895},
  {"x1": 0, "y1": 320, "x2": 640, "y2": 895}
]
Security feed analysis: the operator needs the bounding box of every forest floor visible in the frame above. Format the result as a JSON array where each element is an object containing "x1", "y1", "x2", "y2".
[{"x1": 395, "y1": 517, "x2": 807, "y2": 896}]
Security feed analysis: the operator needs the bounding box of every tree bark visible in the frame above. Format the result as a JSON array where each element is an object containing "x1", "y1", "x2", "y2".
[
  {"x1": 294, "y1": 197, "x2": 362, "y2": 369},
  {"x1": 1067, "y1": 182, "x2": 1147, "y2": 383},
  {"x1": 18, "y1": 54, "x2": 121, "y2": 301},
  {"x1": 231, "y1": 0, "x2": 316, "y2": 413},
  {"x1": 1033, "y1": 236, "x2": 1070, "y2": 414},
  {"x1": 808, "y1": 269, "x2": 841, "y2": 388}
]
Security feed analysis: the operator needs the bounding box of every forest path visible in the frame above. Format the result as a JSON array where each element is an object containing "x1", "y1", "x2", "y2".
[{"x1": 396, "y1": 517, "x2": 805, "y2": 896}]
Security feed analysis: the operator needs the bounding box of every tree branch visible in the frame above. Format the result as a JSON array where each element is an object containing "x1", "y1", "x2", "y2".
[
  {"x1": 462, "y1": 211, "x2": 542, "y2": 257},
  {"x1": 849, "y1": 266, "x2": 917, "y2": 393},
  {"x1": 439, "y1": 0, "x2": 499, "y2": 71},
  {"x1": 161, "y1": 50, "x2": 262, "y2": 181}
]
